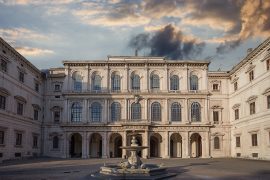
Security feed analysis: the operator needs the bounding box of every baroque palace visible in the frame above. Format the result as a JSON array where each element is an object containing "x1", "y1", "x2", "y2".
[{"x1": 0, "y1": 37, "x2": 270, "y2": 161}]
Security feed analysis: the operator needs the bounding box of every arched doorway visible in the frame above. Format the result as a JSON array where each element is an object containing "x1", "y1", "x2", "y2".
[
  {"x1": 170, "y1": 133, "x2": 182, "y2": 158},
  {"x1": 150, "y1": 133, "x2": 162, "y2": 158},
  {"x1": 70, "y1": 133, "x2": 82, "y2": 158},
  {"x1": 190, "y1": 133, "x2": 202, "y2": 158},
  {"x1": 89, "y1": 133, "x2": 102, "y2": 158},
  {"x1": 127, "y1": 134, "x2": 142, "y2": 157},
  {"x1": 109, "y1": 133, "x2": 122, "y2": 158}
]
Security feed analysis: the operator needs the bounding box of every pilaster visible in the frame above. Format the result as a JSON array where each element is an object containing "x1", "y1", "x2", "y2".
[{"x1": 163, "y1": 131, "x2": 170, "y2": 158}]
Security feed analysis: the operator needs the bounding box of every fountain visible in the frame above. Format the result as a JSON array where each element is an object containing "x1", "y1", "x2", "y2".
[{"x1": 91, "y1": 132, "x2": 176, "y2": 179}]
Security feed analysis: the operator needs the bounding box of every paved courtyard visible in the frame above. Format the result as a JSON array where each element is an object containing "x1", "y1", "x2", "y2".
[{"x1": 0, "y1": 158, "x2": 269, "y2": 179}]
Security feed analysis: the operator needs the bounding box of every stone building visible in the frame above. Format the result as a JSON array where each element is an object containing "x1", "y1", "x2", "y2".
[{"x1": 0, "y1": 37, "x2": 270, "y2": 161}]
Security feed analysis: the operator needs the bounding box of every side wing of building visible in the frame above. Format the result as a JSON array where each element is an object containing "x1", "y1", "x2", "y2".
[{"x1": 0, "y1": 38, "x2": 43, "y2": 161}]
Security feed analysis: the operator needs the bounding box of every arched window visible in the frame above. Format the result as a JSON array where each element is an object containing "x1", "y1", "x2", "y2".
[
  {"x1": 171, "y1": 102, "x2": 181, "y2": 121},
  {"x1": 111, "y1": 102, "x2": 121, "y2": 122},
  {"x1": 131, "y1": 103, "x2": 141, "y2": 120},
  {"x1": 92, "y1": 74, "x2": 101, "y2": 91},
  {"x1": 170, "y1": 75, "x2": 179, "y2": 90},
  {"x1": 91, "y1": 102, "x2": 102, "y2": 122},
  {"x1": 131, "y1": 74, "x2": 140, "y2": 90},
  {"x1": 111, "y1": 73, "x2": 121, "y2": 92},
  {"x1": 53, "y1": 136, "x2": 59, "y2": 149},
  {"x1": 190, "y1": 75, "x2": 198, "y2": 90},
  {"x1": 214, "y1": 137, "x2": 220, "y2": 149},
  {"x1": 71, "y1": 102, "x2": 82, "y2": 122},
  {"x1": 191, "y1": 102, "x2": 201, "y2": 122},
  {"x1": 151, "y1": 74, "x2": 160, "y2": 90},
  {"x1": 73, "y1": 72, "x2": 82, "y2": 92},
  {"x1": 151, "y1": 102, "x2": 161, "y2": 121}
]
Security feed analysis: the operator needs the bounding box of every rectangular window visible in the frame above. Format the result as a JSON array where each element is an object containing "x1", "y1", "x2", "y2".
[
  {"x1": 34, "y1": 109, "x2": 38, "y2": 120},
  {"x1": 235, "y1": 109, "x2": 239, "y2": 120},
  {"x1": 17, "y1": 102, "x2": 23, "y2": 115},
  {"x1": 213, "y1": 111, "x2": 219, "y2": 124},
  {"x1": 0, "y1": 60, "x2": 7, "y2": 72},
  {"x1": 267, "y1": 95, "x2": 270, "y2": 109},
  {"x1": 252, "y1": 134, "x2": 258, "y2": 146},
  {"x1": 54, "y1": 111, "x2": 60, "y2": 122},
  {"x1": 249, "y1": 70, "x2": 254, "y2": 81},
  {"x1": 33, "y1": 136, "x2": 38, "y2": 148},
  {"x1": 236, "y1": 136, "x2": 241, "y2": 147},
  {"x1": 250, "y1": 102, "x2": 256, "y2": 115},
  {"x1": 0, "y1": 131, "x2": 4, "y2": 145},
  {"x1": 54, "y1": 84, "x2": 60, "y2": 92},
  {"x1": 213, "y1": 84, "x2": 219, "y2": 91},
  {"x1": 267, "y1": 59, "x2": 270, "y2": 71},
  {"x1": 16, "y1": 133, "x2": 22, "y2": 146},
  {"x1": 35, "y1": 83, "x2": 39, "y2": 92},
  {"x1": 19, "y1": 71, "x2": 24, "y2": 83},
  {"x1": 234, "y1": 82, "x2": 238, "y2": 91},
  {"x1": 0, "y1": 95, "x2": 6, "y2": 110}
]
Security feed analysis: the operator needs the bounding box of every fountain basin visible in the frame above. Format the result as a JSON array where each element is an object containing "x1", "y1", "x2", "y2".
[{"x1": 91, "y1": 164, "x2": 176, "y2": 179}]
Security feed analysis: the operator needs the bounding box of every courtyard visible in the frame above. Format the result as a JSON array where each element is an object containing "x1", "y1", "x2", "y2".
[{"x1": 0, "y1": 158, "x2": 269, "y2": 179}]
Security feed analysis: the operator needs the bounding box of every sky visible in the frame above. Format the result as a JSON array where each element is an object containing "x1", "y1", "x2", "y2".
[{"x1": 0, "y1": 0, "x2": 269, "y2": 71}]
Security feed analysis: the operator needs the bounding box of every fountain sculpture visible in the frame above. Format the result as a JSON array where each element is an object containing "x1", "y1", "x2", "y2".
[{"x1": 91, "y1": 132, "x2": 176, "y2": 179}]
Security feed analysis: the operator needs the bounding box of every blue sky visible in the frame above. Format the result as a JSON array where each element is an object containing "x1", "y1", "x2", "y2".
[{"x1": 0, "y1": 0, "x2": 269, "y2": 70}]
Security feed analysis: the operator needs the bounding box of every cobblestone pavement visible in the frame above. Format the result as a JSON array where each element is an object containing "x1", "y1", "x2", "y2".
[{"x1": 0, "y1": 158, "x2": 269, "y2": 180}]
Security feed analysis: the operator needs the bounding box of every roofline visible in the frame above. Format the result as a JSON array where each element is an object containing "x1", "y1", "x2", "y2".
[
  {"x1": 229, "y1": 37, "x2": 270, "y2": 75},
  {"x1": 62, "y1": 59, "x2": 210, "y2": 65},
  {"x1": 0, "y1": 37, "x2": 42, "y2": 75}
]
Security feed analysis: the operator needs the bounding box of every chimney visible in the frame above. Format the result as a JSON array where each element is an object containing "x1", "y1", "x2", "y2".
[
  {"x1": 247, "y1": 48, "x2": 253, "y2": 54},
  {"x1": 135, "y1": 49, "x2": 138, "y2": 56}
]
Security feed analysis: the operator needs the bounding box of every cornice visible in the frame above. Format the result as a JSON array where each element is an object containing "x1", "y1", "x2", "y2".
[{"x1": 0, "y1": 37, "x2": 42, "y2": 76}]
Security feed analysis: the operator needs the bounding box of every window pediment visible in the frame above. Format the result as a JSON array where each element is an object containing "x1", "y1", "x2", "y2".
[
  {"x1": 211, "y1": 132, "x2": 225, "y2": 136},
  {"x1": 246, "y1": 95, "x2": 257, "y2": 103},
  {"x1": 263, "y1": 87, "x2": 270, "y2": 95},
  {"x1": 211, "y1": 105, "x2": 223, "y2": 109},
  {"x1": 231, "y1": 77, "x2": 239, "y2": 84},
  {"x1": 32, "y1": 104, "x2": 41, "y2": 110},
  {"x1": 232, "y1": 103, "x2": 240, "y2": 109},
  {"x1": 50, "y1": 106, "x2": 62, "y2": 111},
  {"x1": 245, "y1": 64, "x2": 255, "y2": 73},
  {"x1": 0, "y1": 87, "x2": 10, "y2": 96},
  {"x1": 14, "y1": 95, "x2": 26, "y2": 103}
]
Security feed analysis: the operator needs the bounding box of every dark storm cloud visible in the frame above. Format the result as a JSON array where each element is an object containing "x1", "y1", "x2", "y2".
[
  {"x1": 129, "y1": 33, "x2": 150, "y2": 51},
  {"x1": 216, "y1": 39, "x2": 241, "y2": 54},
  {"x1": 129, "y1": 24, "x2": 205, "y2": 59}
]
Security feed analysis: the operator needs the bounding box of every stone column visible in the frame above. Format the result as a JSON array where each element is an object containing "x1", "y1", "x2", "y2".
[
  {"x1": 104, "y1": 99, "x2": 108, "y2": 123},
  {"x1": 182, "y1": 131, "x2": 189, "y2": 158},
  {"x1": 164, "y1": 99, "x2": 168, "y2": 124},
  {"x1": 63, "y1": 99, "x2": 69, "y2": 123},
  {"x1": 122, "y1": 131, "x2": 127, "y2": 159},
  {"x1": 163, "y1": 131, "x2": 170, "y2": 158},
  {"x1": 102, "y1": 132, "x2": 108, "y2": 158},
  {"x1": 142, "y1": 130, "x2": 149, "y2": 158},
  {"x1": 83, "y1": 99, "x2": 87, "y2": 123},
  {"x1": 202, "y1": 132, "x2": 210, "y2": 158},
  {"x1": 82, "y1": 132, "x2": 87, "y2": 158},
  {"x1": 204, "y1": 98, "x2": 209, "y2": 124},
  {"x1": 65, "y1": 132, "x2": 70, "y2": 158},
  {"x1": 86, "y1": 132, "x2": 90, "y2": 158},
  {"x1": 144, "y1": 99, "x2": 148, "y2": 121},
  {"x1": 184, "y1": 98, "x2": 189, "y2": 124},
  {"x1": 164, "y1": 65, "x2": 168, "y2": 91}
]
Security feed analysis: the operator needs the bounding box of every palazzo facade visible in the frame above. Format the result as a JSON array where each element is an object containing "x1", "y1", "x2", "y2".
[{"x1": 0, "y1": 37, "x2": 270, "y2": 161}]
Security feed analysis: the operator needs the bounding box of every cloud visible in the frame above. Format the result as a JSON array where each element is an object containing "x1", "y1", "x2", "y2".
[
  {"x1": 15, "y1": 46, "x2": 54, "y2": 56},
  {"x1": 0, "y1": 28, "x2": 54, "y2": 57},
  {"x1": 129, "y1": 24, "x2": 205, "y2": 59},
  {"x1": 0, "y1": 0, "x2": 74, "y2": 5},
  {"x1": 0, "y1": 28, "x2": 48, "y2": 43},
  {"x1": 72, "y1": 1, "x2": 151, "y2": 27}
]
